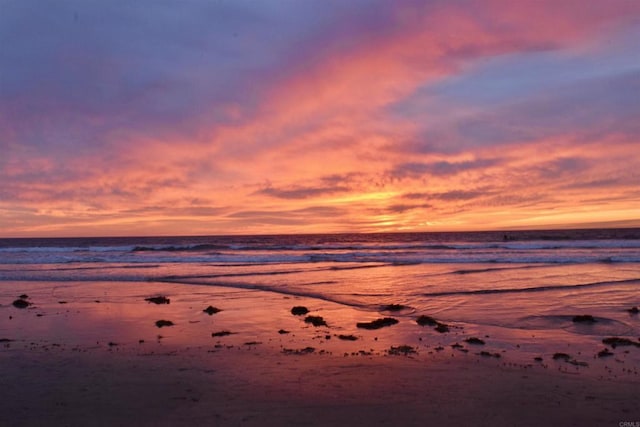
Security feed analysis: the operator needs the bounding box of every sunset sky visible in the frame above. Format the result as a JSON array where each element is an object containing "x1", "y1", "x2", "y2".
[{"x1": 2, "y1": 0, "x2": 639, "y2": 237}]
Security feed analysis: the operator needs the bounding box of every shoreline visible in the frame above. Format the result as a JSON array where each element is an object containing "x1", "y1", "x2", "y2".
[{"x1": 1, "y1": 280, "x2": 639, "y2": 426}]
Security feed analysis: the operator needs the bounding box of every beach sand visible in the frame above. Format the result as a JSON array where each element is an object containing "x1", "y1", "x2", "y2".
[{"x1": 1, "y1": 280, "x2": 639, "y2": 426}]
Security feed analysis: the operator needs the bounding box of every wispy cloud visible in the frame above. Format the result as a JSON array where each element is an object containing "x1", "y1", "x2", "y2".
[{"x1": 1, "y1": 0, "x2": 639, "y2": 236}]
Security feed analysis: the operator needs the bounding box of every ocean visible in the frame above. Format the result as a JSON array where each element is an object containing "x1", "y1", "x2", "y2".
[{"x1": 1, "y1": 228, "x2": 639, "y2": 337}]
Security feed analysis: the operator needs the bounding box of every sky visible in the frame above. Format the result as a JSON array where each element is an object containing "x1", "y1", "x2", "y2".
[{"x1": 1, "y1": 0, "x2": 639, "y2": 237}]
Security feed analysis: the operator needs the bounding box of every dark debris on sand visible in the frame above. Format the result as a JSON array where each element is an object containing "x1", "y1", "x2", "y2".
[
  {"x1": 465, "y1": 337, "x2": 485, "y2": 345},
  {"x1": 291, "y1": 306, "x2": 310, "y2": 315},
  {"x1": 304, "y1": 316, "x2": 328, "y2": 327},
  {"x1": 145, "y1": 296, "x2": 170, "y2": 305},
  {"x1": 155, "y1": 320, "x2": 174, "y2": 328},
  {"x1": 627, "y1": 306, "x2": 639, "y2": 314},
  {"x1": 203, "y1": 306, "x2": 221, "y2": 315},
  {"x1": 388, "y1": 345, "x2": 417, "y2": 356},
  {"x1": 356, "y1": 317, "x2": 398, "y2": 330},
  {"x1": 278, "y1": 329, "x2": 290, "y2": 334}
]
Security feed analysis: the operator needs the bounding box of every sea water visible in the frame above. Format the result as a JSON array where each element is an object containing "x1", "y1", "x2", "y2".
[{"x1": 1, "y1": 229, "x2": 639, "y2": 341}]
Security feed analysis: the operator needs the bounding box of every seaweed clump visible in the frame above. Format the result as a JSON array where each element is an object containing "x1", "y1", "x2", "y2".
[
  {"x1": 291, "y1": 306, "x2": 309, "y2": 315},
  {"x1": 572, "y1": 315, "x2": 597, "y2": 323},
  {"x1": 388, "y1": 345, "x2": 417, "y2": 356},
  {"x1": 602, "y1": 337, "x2": 640, "y2": 348},
  {"x1": 356, "y1": 318, "x2": 398, "y2": 330},
  {"x1": 416, "y1": 315, "x2": 438, "y2": 326},
  {"x1": 478, "y1": 351, "x2": 501, "y2": 358},
  {"x1": 416, "y1": 315, "x2": 450, "y2": 333},
  {"x1": 381, "y1": 304, "x2": 407, "y2": 311},
  {"x1": 552, "y1": 352, "x2": 572, "y2": 361},
  {"x1": 337, "y1": 334, "x2": 358, "y2": 341},
  {"x1": 434, "y1": 323, "x2": 450, "y2": 333},
  {"x1": 145, "y1": 296, "x2": 170, "y2": 305},
  {"x1": 203, "y1": 306, "x2": 221, "y2": 315},
  {"x1": 551, "y1": 352, "x2": 588, "y2": 366},
  {"x1": 282, "y1": 347, "x2": 315, "y2": 355},
  {"x1": 212, "y1": 331, "x2": 234, "y2": 337},
  {"x1": 304, "y1": 316, "x2": 328, "y2": 327},
  {"x1": 155, "y1": 320, "x2": 174, "y2": 328},
  {"x1": 12, "y1": 299, "x2": 30, "y2": 309},
  {"x1": 597, "y1": 348, "x2": 614, "y2": 358}
]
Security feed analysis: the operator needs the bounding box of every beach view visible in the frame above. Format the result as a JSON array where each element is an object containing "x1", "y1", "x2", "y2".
[{"x1": 1, "y1": 1, "x2": 639, "y2": 426}]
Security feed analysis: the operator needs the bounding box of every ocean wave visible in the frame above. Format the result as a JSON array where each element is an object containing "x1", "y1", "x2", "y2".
[{"x1": 517, "y1": 315, "x2": 633, "y2": 336}]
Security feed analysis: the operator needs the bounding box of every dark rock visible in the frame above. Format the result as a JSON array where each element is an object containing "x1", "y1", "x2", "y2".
[
  {"x1": 0, "y1": 338, "x2": 13, "y2": 343},
  {"x1": 602, "y1": 337, "x2": 640, "y2": 348},
  {"x1": 337, "y1": 334, "x2": 358, "y2": 341},
  {"x1": 568, "y1": 359, "x2": 588, "y2": 367},
  {"x1": 388, "y1": 345, "x2": 417, "y2": 356},
  {"x1": 356, "y1": 317, "x2": 398, "y2": 330},
  {"x1": 12, "y1": 299, "x2": 30, "y2": 309},
  {"x1": 155, "y1": 320, "x2": 174, "y2": 328},
  {"x1": 291, "y1": 306, "x2": 309, "y2": 315},
  {"x1": 278, "y1": 329, "x2": 290, "y2": 334},
  {"x1": 465, "y1": 337, "x2": 485, "y2": 345},
  {"x1": 451, "y1": 343, "x2": 464, "y2": 349},
  {"x1": 58, "y1": 301, "x2": 68, "y2": 304},
  {"x1": 145, "y1": 296, "x2": 170, "y2": 304},
  {"x1": 479, "y1": 351, "x2": 501, "y2": 358},
  {"x1": 553, "y1": 352, "x2": 572, "y2": 361},
  {"x1": 572, "y1": 315, "x2": 597, "y2": 323},
  {"x1": 416, "y1": 315, "x2": 438, "y2": 326},
  {"x1": 203, "y1": 306, "x2": 221, "y2": 315},
  {"x1": 534, "y1": 357, "x2": 543, "y2": 362},
  {"x1": 627, "y1": 306, "x2": 639, "y2": 314},
  {"x1": 212, "y1": 331, "x2": 233, "y2": 337},
  {"x1": 19, "y1": 294, "x2": 29, "y2": 299},
  {"x1": 304, "y1": 316, "x2": 328, "y2": 327}
]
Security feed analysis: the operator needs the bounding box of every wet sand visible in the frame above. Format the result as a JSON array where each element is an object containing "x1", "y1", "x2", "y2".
[{"x1": 1, "y1": 280, "x2": 639, "y2": 426}]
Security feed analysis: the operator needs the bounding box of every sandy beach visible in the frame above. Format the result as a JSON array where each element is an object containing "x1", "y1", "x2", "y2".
[{"x1": 1, "y1": 280, "x2": 638, "y2": 426}]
